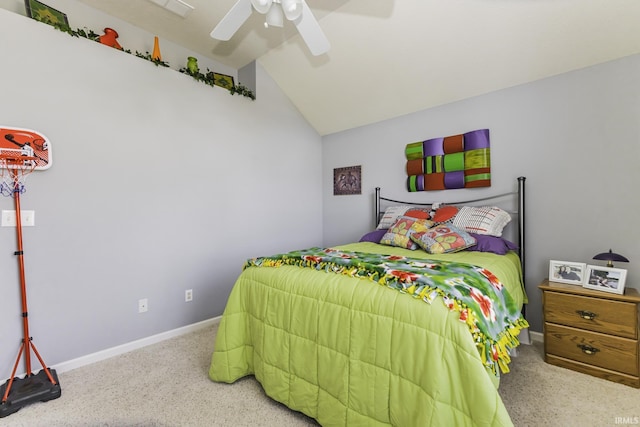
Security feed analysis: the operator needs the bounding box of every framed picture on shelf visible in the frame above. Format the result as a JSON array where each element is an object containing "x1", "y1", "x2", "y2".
[
  {"x1": 24, "y1": 0, "x2": 69, "y2": 27},
  {"x1": 548, "y1": 260, "x2": 586, "y2": 285},
  {"x1": 583, "y1": 265, "x2": 627, "y2": 295},
  {"x1": 213, "y1": 73, "x2": 235, "y2": 90}
]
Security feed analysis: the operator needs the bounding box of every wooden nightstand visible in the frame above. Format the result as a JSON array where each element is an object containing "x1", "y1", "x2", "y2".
[{"x1": 539, "y1": 279, "x2": 640, "y2": 388}]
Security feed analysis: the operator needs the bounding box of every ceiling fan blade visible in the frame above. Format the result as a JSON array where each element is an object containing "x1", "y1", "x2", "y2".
[
  {"x1": 210, "y1": 0, "x2": 253, "y2": 41},
  {"x1": 293, "y1": 1, "x2": 330, "y2": 56}
]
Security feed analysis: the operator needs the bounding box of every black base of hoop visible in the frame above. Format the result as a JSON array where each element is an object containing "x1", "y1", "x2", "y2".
[{"x1": 0, "y1": 369, "x2": 61, "y2": 418}]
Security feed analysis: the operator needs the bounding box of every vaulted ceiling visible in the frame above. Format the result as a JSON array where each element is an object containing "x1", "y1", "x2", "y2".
[{"x1": 75, "y1": 0, "x2": 640, "y2": 135}]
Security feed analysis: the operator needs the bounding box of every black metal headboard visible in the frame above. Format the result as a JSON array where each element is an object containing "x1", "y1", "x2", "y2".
[{"x1": 375, "y1": 176, "x2": 526, "y2": 280}]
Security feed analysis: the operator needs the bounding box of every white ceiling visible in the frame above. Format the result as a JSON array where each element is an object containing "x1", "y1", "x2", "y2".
[{"x1": 74, "y1": 0, "x2": 640, "y2": 136}]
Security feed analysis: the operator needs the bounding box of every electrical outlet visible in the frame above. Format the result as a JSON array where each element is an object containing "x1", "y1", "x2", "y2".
[
  {"x1": 1, "y1": 210, "x2": 35, "y2": 227},
  {"x1": 1, "y1": 210, "x2": 14, "y2": 227},
  {"x1": 185, "y1": 289, "x2": 193, "y2": 302},
  {"x1": 22, "y1": 210, "x2": 35, "y2": 226},
  {"x1": 138, "y1": 298, "x2": 148, "y2": 313}
]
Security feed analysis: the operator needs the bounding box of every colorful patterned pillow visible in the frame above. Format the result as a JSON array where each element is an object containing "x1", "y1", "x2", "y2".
[
  {"x1": 452, "y1": 206, "x2": 511, "y2": 237},
  {"x1": 376, "y1": 206, "x2": 411, "y2": 230},
  {"x1": 380, "y1": 216, "x2": 434, "y2": 250},
  {"x1": 411, "y1": 224, "x2": 477, "y2": 254}
]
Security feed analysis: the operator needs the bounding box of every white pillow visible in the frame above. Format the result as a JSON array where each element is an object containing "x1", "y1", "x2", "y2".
[
  {"x1": 452, "y1": 206, "x2": 511, "y2": 237},
  {"x1": 376, "y1": 206, "x2": 410, "y2": 230}
]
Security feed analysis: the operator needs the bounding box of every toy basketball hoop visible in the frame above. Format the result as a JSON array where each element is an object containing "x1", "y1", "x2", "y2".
[
  {"x1": 0, "y1": 127, "x2": 60, "y2": 418},
  {"x1": 1, "y1": 125, "x2": 50, "y2": 197},
  {"x1": 0, "y1": 152, "x2": 37, "y2": 197}
]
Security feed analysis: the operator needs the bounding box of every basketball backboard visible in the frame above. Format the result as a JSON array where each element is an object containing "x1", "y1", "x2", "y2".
[{"x1": 0, "y1": 126, "x2": 52, "y2": 170}]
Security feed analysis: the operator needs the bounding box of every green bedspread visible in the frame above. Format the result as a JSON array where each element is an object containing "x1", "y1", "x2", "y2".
[
  {"x1": 243, "y1": 246, "x2": 527, "y2": 376},
  {"x1": 210, "y1": 242, "x2": 527, "y2": 426}
]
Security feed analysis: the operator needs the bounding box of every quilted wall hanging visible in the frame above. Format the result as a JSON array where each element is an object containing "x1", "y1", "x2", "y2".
[{"x1": 405, "y1": 129, "x2": 491, "y2": 191}]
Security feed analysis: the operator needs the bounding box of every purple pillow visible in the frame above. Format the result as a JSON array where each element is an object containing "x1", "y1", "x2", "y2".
[
  {"x1": 466, "y1": 233, "x2": 518, "y2": 255},
  {"x1": 359, "y1": 229, "x2": 387, "y2": 243}
]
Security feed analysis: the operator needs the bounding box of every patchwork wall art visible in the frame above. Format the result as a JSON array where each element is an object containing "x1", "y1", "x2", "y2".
[{"x1": 405, "y1": 129, "x2": 490, "y2": 192}]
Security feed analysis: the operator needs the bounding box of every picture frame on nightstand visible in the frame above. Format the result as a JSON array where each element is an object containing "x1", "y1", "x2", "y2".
[
  {"x1": 583, "y1": 265, "x2": 627, "y2": 295},
  {"x1": 548, "y1": 260, "x2": 586, "y2": 285}
]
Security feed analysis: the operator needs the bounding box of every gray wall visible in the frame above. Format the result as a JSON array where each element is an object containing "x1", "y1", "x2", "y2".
[
  {"x1": 322, "y1": 54, "x2": 640, "y2": 333},
  {"x1": 0, "y1": 8, "x2": 322, "y2": 375}
]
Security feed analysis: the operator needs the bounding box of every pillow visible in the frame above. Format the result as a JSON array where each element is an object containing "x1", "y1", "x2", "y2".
[
  {"x1": 411, "y1": 224, "x2": 476, "y2": 254},
  {"x1": 431, "y1": 205, "x2": 459, "y2": 223},
  {"x1": 452, "y1": 206, "x2": 511, "y2": 237},
  {"x1": 376, "y1": 206, "x2": 411, "y2": 230},
  {"x1": 380, "y1": 216, "x2": 434, "y2": 250},
  {"x1": 466, "y1": 234, "x2": 519, "y2": 255},
  {"x1": 359, "y1": 229, "x2": 387, "y2": 243}
]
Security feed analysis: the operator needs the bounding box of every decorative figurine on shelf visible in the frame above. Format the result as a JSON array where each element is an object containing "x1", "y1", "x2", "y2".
[
  {"x1": 186, "y1": 56, "x2": 199, "y2": 75},
  {"x1": 99, "y1": 27, "x2": 122, "y2": 50},
  {"x1": 152, "y1": 36, "x2": 162, "y2": 61}
]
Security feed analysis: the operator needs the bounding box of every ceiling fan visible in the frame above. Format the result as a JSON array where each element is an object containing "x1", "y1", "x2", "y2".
[{"x1": 210, "y1": 0, "x2": 330, "y2": 56}]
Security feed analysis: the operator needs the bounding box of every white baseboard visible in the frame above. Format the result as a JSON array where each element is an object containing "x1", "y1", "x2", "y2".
[
  {"x1": 54, "y1": 316, "x2": 222, "y2": 374},
  {"x1": 515, "y1": 328, "x2": 543, "y2": 347},
  {"x1": 529, "y1": 330, "x2": 543, "y2": 343},
  {"x1": 509, "y1": 329, "x2": 542, "y2": 357},
  {"x1": 2, "y1": 316, "x2": 221, "y2": 383},
  {"x1": 518, "y1": 328, "x2": 531, "y2": 345}
]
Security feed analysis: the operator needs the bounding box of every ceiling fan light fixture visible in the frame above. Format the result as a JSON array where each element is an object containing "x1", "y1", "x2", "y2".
[
  {"x1": 251, "y1": 0, "x2": 272, "y2": 14},
  {"x1": 265, "y1": 3, "x2": 283, "y2": 28},
  {"x1": 281, "y1": 0, "x2": 302, "y2": 21},
  {"x1": 211, "y1": 0, "x2": 329, "y2": 55}
]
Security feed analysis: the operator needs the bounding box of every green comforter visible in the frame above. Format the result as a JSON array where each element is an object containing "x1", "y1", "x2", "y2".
[{"x1": 210, "y1": 242, "x2": 527, "y2": 426}]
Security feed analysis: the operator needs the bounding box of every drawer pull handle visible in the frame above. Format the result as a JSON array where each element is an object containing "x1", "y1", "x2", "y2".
[
  {"x1": 576, "y1": 310, "x2": 597, "y2": 320},
  {"x1": 577, "y1": 344, "x2": 600, "y2": 355}
]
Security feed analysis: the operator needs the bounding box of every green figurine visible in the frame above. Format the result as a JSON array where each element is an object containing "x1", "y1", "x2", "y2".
[{"x1": 186, "y1": 57, "x2": 199, "y2": 74}]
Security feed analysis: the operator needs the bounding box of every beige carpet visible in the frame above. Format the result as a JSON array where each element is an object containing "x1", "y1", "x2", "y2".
[{"x1": 1, "y1": 323, "x2": 638, "y2": 426}]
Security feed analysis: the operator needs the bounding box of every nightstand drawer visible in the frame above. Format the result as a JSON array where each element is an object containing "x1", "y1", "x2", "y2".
[
  {"x1": 545, "y1": 323, "x2": 638, "y2": 376},
  {"x1": 544, "y1": 291, "x2": 638, "y2": 339}
]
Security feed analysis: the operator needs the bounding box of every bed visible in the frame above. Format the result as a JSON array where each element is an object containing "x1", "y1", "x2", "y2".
[{"x1": 209, "y1": 177, "x2": 528, "y2": 426}]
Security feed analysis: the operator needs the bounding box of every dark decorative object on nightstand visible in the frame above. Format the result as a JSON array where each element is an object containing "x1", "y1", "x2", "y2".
[{"x1": 593, "y1": 249, "x2": 629, "y2": 268}]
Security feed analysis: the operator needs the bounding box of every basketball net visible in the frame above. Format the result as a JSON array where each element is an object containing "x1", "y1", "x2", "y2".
[{"x1": 0, "y1": 153, "x2": 36, "y2": 197}]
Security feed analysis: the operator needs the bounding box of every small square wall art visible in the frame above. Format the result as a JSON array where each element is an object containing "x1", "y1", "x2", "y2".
[{"x1": 333, "y1": 165, "x2": 361, "y2": 195}]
